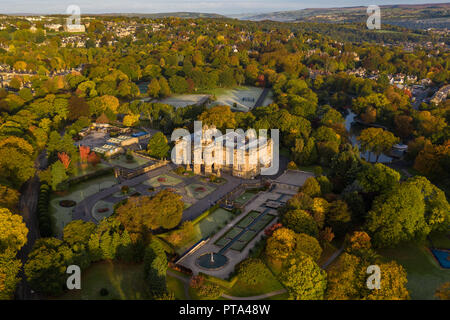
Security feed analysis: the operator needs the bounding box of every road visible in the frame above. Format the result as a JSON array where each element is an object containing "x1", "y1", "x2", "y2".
[{"x1": 16, "y1": 151, "x2": 48, "y2": 300}]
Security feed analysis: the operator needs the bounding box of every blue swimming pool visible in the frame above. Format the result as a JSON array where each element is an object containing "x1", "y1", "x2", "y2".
[{"x1": 431, "y1": 249, "x2": 450, "y2": 269}]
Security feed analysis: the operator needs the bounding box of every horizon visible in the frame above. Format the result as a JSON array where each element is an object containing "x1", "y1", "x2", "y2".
[{"x1": 0, "y1": 0, "x2": 449, "y2": 15}]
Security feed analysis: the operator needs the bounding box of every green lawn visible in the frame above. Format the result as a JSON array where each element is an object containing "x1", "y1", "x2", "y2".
[
  {"x1": 58, "y1": 261, "x2": 148, "y2": 300},
  {"x1": 378, "y1": 241, "x2": 450, "y2": 300},
  {"x1": 107, "y1": 154, "x2": 152, "y2": 169},
  {"x1": 225, "y1": 263, "x2": 284, "y2": 297},
  {"x1": 164, "y1": 207, "x2": 234, "y2": 254},
  {"x1": 185, "y1": 183, "x2": 216, "y2": 199},
  {"x1": 144, "y1": 174, "x2": 183, "y2": 188},
  {"x1": 429, "y1": 232, "x2": 450, "y2": 249},
  {"x1": 234, "y1": 191, "x2": 257, "y2": 205},
  {"x1": 166, "y1": 275, "x2": 187, "y2": 300}
]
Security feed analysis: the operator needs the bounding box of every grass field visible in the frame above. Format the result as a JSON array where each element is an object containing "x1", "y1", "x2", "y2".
[
  {"x1": 107, "y1": 154, "x2": 152, "y2": 169},
  {"x1": 91, "y1": 200, "x2": 115, "y2": 222},
  {"x1": 159, "y1": 94, "x2": 210, "y2": 109},
  {"x1": 208, "y1": 86, "x2": 271, "y2": 112},
  {"x1": 144, "y1": 174, "x2": 183, "y2": 188},
  {"x1": 58, "y1": 261, "x2": 148, "y2": 300},
  {"x1": 166, "y1": 275, "x2": 187, "y2": 300},
  {"x1": 234, "y1": 191, "x2": 257, "y2": 205},
  {"x1": 225, "y1": 260, "x2": 284, "y2": 297},
  {"x1": 378, "y1": 241, "x2": 450, "y2": 300},
  {"x1": 185, "y1": 183, "x2": 216, "y2": 199}
]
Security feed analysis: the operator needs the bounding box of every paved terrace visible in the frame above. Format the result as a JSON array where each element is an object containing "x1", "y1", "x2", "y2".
[{"x1": 177, "y1": 187, "x2": 298, "y2": 279}]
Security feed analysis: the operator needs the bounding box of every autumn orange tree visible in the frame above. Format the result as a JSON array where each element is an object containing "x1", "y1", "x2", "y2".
[
  {"x1": 57, "y1": 152, "x2": 71, "y2": 170},
  {"x1": 79, "y1": 145, "x2": 90, "y2": 163}
]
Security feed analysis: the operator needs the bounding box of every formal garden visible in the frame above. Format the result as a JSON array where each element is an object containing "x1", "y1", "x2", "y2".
[
  {"x1": 107, "y1": 153, "x2": 153, "y2": 170},
  {"x1": 91, "y1": 200, "x2": 116, "y2": 222},
  {"x1": 144, "y1": 174, "x2": 183, "y2": 188},
  {"x1": 234, "y1": 190, "x2": 257, "y2": 205},
  {"x1": 215, "y1": 210, "x2": 276, "y2": 252},
  {"x1": 49, "y1": 174, "x2": 118, "y2": 235},
  {"x1": 185, "y1": 183, "x2": 216, "y2": 200},
  {"x1": 160, "y1": 207, "x2": 235, "y2": 255}
]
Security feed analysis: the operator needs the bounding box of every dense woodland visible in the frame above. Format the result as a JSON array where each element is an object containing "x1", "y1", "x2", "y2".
[{"x1": 0, "y1": 16, "x2": 448, "y2": 300}]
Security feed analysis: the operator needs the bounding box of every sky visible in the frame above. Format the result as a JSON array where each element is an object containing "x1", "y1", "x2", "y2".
[{"x1": 0, "y1": 0, "x2": 448, "y2": 15}]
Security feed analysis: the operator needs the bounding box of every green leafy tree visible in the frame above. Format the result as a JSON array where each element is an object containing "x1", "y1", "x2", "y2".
[
  {"x1": 280, "y1": 253, "x2": 327, "y2": 300},
  {"x1": 358, "y1": 128, "x2": 399, "y2": 162},
  {"x1": 147, "y1": 132, "x2": 170, "y2": 159},
  {"x1": 24, "y1": 238, "x2": 74, "y2": 296},
  {"x1": 357, "y1": 163, "x2": 400, "y2": 194},
  {"x1": 236, "y1": 258, "x2": 271, "y2": 285},
  {"x1": 281, "y1": 209, "x2": 319, "y2": 238}
]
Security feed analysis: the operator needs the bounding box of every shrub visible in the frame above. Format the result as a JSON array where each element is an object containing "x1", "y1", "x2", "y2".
[
  {"x1": 100, "y1": 288, "x2": 109, "y2": 296},
  {"x1": 189, "y1": 275, "x2": 205, "y2": 289},
  {"x1": 197, "y1": 283, "x2": 223, "y2": 299}
]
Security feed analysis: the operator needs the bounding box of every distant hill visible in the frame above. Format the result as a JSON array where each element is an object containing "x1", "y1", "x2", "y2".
[
  {"x1": 98, "y1": 12, "x2": 226, "y2": 19},
  {"x1": 231, "y1": 3, "x2": 450, "y2": 29}
]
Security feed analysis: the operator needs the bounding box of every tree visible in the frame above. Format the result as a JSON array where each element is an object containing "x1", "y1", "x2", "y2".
[
  {"x1": 123, "y1": 114, "x2": 140, "y2": 127},
  {"x1": 326, "y1": 200, "x2": 352, "y2": 237},
  {"x1": 0, "y1": 251, "x2": 22, "y2": 300},
  {"x1": 50, "y1": 161, "x2": 68, "y2": 191},
  {"x1": 147, "y1": 132, "x2": 170, "y2": 159},
  {"x1": 115, "y1": 191, "x2": 183, "y2": 241},
  {"x1": 366, "y1": 262, "x2": 409, "y2": 300},
  {"x1": 0, "y1": 208, "x2": 28, "y2": 254},
  {"x1": 357, "y1": 163, "x2": 400, "y2": 194},
  {"x1": 87, "y1": 152, "x2": 101, "y2": 167},
  {"x1": 301, "y1": 177, "x2": 322, "y2": 197},
  {"x1": 366, "y1": 183, "x2": 426, "y2": 247},
  {"x1": 236, "y1": 258, "x2": 270, "y2": 285},
  {"x1": 57, "y1": 152, "x2": 71, "y2": 170},
  {"x1": 348, "y1": 231, "x2": 372, "y2": 253},
  {"x1": 0, "y1": 185, "x2": 20, "y2": 212},
  {"x1": 79, "y1": 146, "x2": 90, "y2": 163},
  {"x1": 435, "y1": 282, "x2": 450, "y2": 300},
  {"x1": 281, "y1": 209, "x2": 319, "y2": 238},
  {"x1": 266, "y1": 227, "x2": 297, "y2": 261},
  {"x1": 0, "y1": 147, "x2": 35, "y2": 188},
  {"x1": 358, "y1": 128, "x2": 399, "y2": 162},
  {"x1": 147, "y1": 78, "x2": 161, "y2": 98},
  {"x1": 280, "y1": 253, "x2": 327, "y2": 300},
  {"x1": 149, "y1": 190, "x2": 184, "y2": 229},
  {"x1": 295, "y1": 233, "x2": 323, "y2": 262},
  {"x1": 63, "y1": 220, "x2": 96, "y2": 246},
  {"x1": 159, "y1": 77, "x2": 171, "y2": 97},
  {"x1": 144, "y1": 239, "x2": 168, "y2": 298},
  {"x1": 88, "y1": 218, "x2": 133, "y2": 262},
  {"x1": 326, "y1": 252, "x2": 361, "y2": 300},
  {"x1": 24, "y1": 238, "x2": 73, "y2": 296},
  {"x1": 67, "y1": 95, "x2": 90, "y2": 121},
  {"x1": 199, "y1": 105, "x2": 236, "y2": 131}
]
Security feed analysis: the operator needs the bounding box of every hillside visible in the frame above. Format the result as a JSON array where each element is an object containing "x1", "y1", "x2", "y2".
[{"x1": 233, "y1": 3, "x2": 450, "y2": 29}]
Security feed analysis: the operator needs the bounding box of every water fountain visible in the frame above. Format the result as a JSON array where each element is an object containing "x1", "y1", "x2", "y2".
[{"x1": 196, "y1": 252, "x2": 228, "y2": 270}]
